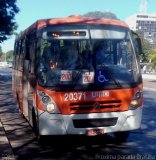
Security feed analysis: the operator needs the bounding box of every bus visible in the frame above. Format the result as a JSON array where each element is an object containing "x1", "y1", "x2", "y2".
[{"x1": 13, "y1": 15, "x2": 143, "y2": 141}]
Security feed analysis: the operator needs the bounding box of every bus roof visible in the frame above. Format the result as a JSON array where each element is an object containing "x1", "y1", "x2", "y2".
[{"x1": 17, "y1": 15, "x2": 129, "y2": 39}]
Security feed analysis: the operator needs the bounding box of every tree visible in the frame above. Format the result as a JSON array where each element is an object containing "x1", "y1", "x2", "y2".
[
  {"x1": 139, "y1": 36, "x2": 152, "y2": 62},
  {"x1": 149, "y1": 48, "x2": 156, "y2": 71},
  {"x1": 0, "y1": 0, "x2": 19, "y2": 43},
  {"x1": 0, "y1": 46, "x2": 2, "y2": 56},
  {"x1": 6, "y1": 50, "x2": 13, "y2": 61},
  {"x1": 0, "y1": 46, "x2": 3, "y2": 61},
  {"x1": 136, "y1": 31, "x2": 155, "y2": 63},
  {"x1": 83, "y1": 11, "x2": 118, "y2": 20}
]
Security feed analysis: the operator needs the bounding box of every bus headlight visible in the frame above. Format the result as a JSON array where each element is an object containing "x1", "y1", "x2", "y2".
[
  {"x1": 129, "y1": 89, "x2": 143, "y2": 109},
  {"x1": 130, "y1": 99, "x2": 139, "y2": 107},
  {"x1": 47, "y1": 103, "x2": 56, "y2": 113},
  {"x1": 46, "y1": 102, "x2": 60, "y2": 114},
  {"x1": 37, "y1": 90, "x2": 60, "y2": 114}
]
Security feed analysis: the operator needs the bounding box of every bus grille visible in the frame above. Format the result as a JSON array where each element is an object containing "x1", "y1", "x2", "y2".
[
  {"x1": 73, "y1": 118, "x2": 118, "y2": 128},
  {"x1": 70, "y1": 100, "x2": 121, "y2": 112}
]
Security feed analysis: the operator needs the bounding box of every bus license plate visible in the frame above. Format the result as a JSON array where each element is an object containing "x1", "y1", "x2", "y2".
[{"x1": 86, "y1": 129, "x2": 104, "y2": 136}]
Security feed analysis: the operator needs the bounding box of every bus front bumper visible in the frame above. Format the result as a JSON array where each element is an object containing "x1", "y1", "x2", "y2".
[{"x1": 38, "y1": 107, "x2": 143, "y2": 135}]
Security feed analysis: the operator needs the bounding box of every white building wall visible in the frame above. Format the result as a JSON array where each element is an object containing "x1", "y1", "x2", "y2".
[
  {"x1": 125, "y1": 13, "x2": 156, "y2": 44},
  {"x1": 125, "y1": 14, "x2": 137, "y2": 31}
]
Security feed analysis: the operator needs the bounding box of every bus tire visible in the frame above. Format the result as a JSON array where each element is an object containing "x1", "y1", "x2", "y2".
[
  {"x1": 114, "y1": 131, "x2": 130, "y2": 143},
  {"x1": 32, "y1": 109, "x2": 38, "y2": 135}
]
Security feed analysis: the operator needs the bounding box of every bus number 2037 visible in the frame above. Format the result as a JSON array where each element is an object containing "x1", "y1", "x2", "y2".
[{"x1": 64, "y1": 92, "x2": 86, "y2": 101}]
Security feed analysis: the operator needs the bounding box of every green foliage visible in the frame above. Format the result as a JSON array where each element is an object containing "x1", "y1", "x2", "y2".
[
  {"x1": 149, "y1": 48, "x2": 156, "y2": 71},
  {"x1": 141, "y1": 39, "x2": 152, "y2": 62},
  {"x1": 139, "y1": 36, "x2": 152, "y2": 62},
  {"x1": 6, "y1": 50, "x2": 13, "y2": 61},
  {"x1": 139, "y1": 36, "x2": 156, "y2": 71},
  {"x1": 0, "y1": 0, "x2": 19, "y2": 43},
  {"x1": 0, "y1": 46, "x2": 3, "y2": 59},
  {"x1": 0, "y1": 46, "x2": 13, "y2": 61},
  {"x1": 83, "y1": 11, "x2": 118, "y2": 20}
]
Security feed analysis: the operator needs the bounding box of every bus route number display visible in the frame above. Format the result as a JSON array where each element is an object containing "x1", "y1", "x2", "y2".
[
  {"x1": 82, "y1": 72, "x2": 94, "y2": 84},
  {"x1": 60, "y1": 70, "x2": 72, "y2": 81}
]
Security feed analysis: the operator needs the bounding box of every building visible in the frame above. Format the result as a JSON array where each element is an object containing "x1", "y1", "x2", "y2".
[{"x1": 125, "y1": 13, "x2": 156, "y2": 44}]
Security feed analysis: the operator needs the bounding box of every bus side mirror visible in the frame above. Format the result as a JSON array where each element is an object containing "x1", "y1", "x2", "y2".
[
  {"x1": 131, "y1": 31, "x2": 142, "y2": 58},
  {"x1": 135, "y1": 37, "x2": 142, "y2": 55}
]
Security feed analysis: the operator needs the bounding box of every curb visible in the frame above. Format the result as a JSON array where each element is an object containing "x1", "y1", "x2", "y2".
[{"x1": 0, "y1": 120, "x2": 15, "y2": 159}]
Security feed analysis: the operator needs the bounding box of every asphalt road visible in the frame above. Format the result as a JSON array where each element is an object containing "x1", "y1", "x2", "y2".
[
  {"x1": 143, "y1": 79, "x2": 156, "y2": 89},
  {"x1": 0, "y1": 68, "x2": 156, "y2": 160}
]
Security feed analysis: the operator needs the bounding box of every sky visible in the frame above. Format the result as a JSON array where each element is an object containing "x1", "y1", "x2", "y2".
[{"x1": 1, "y1": 0, "x2": 156, "y2": 53}]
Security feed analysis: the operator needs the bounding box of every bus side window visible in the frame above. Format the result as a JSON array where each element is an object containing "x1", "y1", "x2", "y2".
[
  {"x1": 25, "y1": 39, "x2": 30, "y2": 61},
  {"x1": 19, "y1": 39, "x2": 25, "y2": 71},
  {"x1": 23, "y1": 38, "x2": 30, "y2": 81},
  {"x1": 13, "y1": 42, "x2": 18, "y2": 69},
  {"x1": 29, "y1": 40, "x2": 36, "y2": 74},
  {"x1": 16, "y1": 40, "x2": 21, "y2": 70}
]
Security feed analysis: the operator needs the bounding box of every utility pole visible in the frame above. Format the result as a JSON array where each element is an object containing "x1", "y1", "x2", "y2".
[{"x1": 139, "y1": 0, "x2": 148, "y2": 13}]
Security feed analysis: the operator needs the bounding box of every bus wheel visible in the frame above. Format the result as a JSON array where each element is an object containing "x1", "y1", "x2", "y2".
[{"x1": 114, "y1": 131, "x2": 130, "y2": 143}]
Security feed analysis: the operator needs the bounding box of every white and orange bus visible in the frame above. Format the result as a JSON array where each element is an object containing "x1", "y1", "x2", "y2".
[{"x1": 13, "y1": 15, "x2": 143, "y2": 141}]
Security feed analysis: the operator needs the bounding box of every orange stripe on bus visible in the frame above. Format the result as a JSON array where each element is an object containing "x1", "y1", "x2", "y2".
[{"x1": 36, "y1": 84, "x2": 143, "y2": 114}]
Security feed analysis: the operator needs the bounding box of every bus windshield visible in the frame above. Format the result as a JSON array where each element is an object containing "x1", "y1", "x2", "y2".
[{"x1": 38, "y1": 27, "x2": 140, "y2": 88}]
